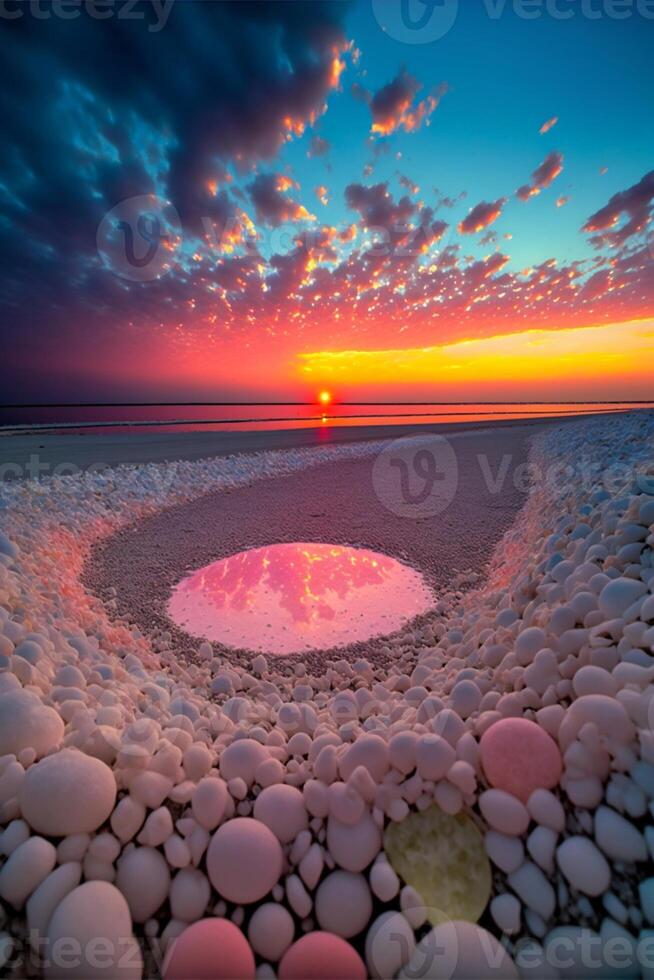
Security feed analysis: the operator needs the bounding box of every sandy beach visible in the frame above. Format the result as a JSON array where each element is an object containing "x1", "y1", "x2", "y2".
[{"x1": 0, "y1": 411, "x2": 617, "y2": 478}]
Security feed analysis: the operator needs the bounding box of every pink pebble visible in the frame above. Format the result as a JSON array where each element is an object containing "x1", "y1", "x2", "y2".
[
  {"x1": 206, "y1": 818, "x2": 283, "y2": 904},
  {"x1": 279, "y1": 932, "x2": 366, "y2": 980},
  {"x1": 480, "y1": 717, "x2": 562, "y2": 803},
  {"x1": 163, "y1": 918, "x2": 255, "y2": 980}
]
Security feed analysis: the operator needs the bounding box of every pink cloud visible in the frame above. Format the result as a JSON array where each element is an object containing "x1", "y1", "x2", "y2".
[
  {"x1": 458, "y1": 198, "x2": 507, "y2": 234},
  {"x1": 363, "y1": 71, "x2": 447, "y2": 136},
  {"x1": 583, "y1": 169, "x2": 654, "y2": 247},
  {"x1": 539, "y1": 116, "x2": 558, "y2": 135},
  {"x1": 517, "y1": 151, "x2": 564, "y2": 201}
]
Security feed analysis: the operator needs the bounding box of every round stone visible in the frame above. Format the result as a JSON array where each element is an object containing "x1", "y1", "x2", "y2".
[
  {"x1": 0, "y1": 836, "x2": 57, "y2": 909},
  {"x1": 247, "y1": 903, "x2": 295, "y2": 963},
  {"x1": 480, "y1": 718, "x2": 562, "y2": 803},
  {"x1": 115, "y1": 846, "x2": 171, "y2": 923},
  {"x1": 384, "y1": 806, "x2": 491, "y2": 925},
  {"x1": 163, "y1": 918, "x2": 255, "y2": 979},
  {"x1": 219, "y1": 740, "x2": 269, "y2": 786},
  {"x1": 479, "y1": 790, "x2": 530, "y2": 837},
  {"x1": 206, "y1": 818, "x2": 282, "y2": 904},
  {"x1": 253, "y1": 785, "x2": 308, "y2": 844},
  {"x1": 326, "y1": 812, "x2": 382, "y2": 873},
  {"x1": 0, "y1": 690, "x2": 64, "y2": 760},
  {"x1": 598, "y1": 577, "x2": 647, "y2": 619},
  {"x1": 556, "y1": 836, "x2": 611, "y2": 897},
  {"x1": 314, "y1": 871, "x2": 373, "y2": 938},
  {"x1": 45, "y1": 882, "x2": 142, "y2": 978},
  {"x1": 279, "y1": 933, "x2": 366, "y2": 980},
  {"x1": 20, "y1": 750, "x2": 116, "y2": 836},
  {"x1": 365, "y1": 911, "x2": 416, "y2": 979}
]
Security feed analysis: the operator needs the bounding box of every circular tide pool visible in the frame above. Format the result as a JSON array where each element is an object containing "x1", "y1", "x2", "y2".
[{"x1": 168, "y1": 542, "x2": 434, "y2": 655}]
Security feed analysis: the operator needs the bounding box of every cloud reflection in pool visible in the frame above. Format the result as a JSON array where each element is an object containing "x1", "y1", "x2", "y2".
[{"x1": 168, "y1": 542, "x2": 434, "y2": 655}]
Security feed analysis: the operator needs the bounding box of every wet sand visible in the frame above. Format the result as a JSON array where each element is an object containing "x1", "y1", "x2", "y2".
[
  {"x1": 85, "y1": 423, "x2": 546, "y2": 667},
  {"x1": 0, "y1": 411, "x2": 606, "y2": 477}
]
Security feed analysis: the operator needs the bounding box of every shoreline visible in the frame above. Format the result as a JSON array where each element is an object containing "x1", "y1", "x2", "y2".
[{"x1": 0, "y1": 407, "x2": 646, "y2": 477}]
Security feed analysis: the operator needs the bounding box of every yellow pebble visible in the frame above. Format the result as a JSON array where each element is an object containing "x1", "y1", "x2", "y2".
[{"x1": 384, "y1": 805, "x2": 491, "y2": 925}]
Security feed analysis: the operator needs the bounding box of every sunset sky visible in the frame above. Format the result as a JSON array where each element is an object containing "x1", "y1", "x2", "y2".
[{"x1": 1, "y1": 0, "x2": 653, "y2": 402}]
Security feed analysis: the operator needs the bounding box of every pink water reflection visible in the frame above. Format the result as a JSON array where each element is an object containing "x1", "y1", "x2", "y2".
[{"x1": 168, "y1": 542, "x2": 434, "y2": 655}]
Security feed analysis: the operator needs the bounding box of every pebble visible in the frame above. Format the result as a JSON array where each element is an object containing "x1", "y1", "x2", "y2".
[
  {"x1": 369, "y1": 855, "x2": 400, "y2": 902},
  {"x1": 0, "y1": 690, "x2": 64, "y2": 759},
  {"x1": 206, "y1": 818, "x2": 283, "y2": 904},
  {"x1": 479, "y1": 789, "x2": 530, "y2": 836},
  {"x1": 248, "y1": 903, "x2": 295, "y2": 962},
  {"x1": 480, "y1": 718, "x2": 562, "y2": 802},
  {"x1": 169, "y1": 868, "x2": 211, "y2": 922},
  {"x1": 163, "y1": 918, "x2": 255, "y2": 979},
  {"x1": 26, "y1": 862, "x2": 82, "y2": 948},
  {"x1": 326, "y1": 812, "x2": 381, "y2": 873},
  {"x1": 278, "y1": 932, "x2": 366, "y2": 980},
  {"x1": 314, "y1": 871, "x2": 372, "y2": 938},
  {"x1": 20, "y1": 750, "x2": 116, "y2": 836},
  {"x1": 556, "y1": 836, "x2": 611, "y2": 896},
  {"x1": 115, "y1": 846, "x2": 171, "y2": 923},
  {"x1": 598, "y1": 577, "x2": 647, "y2": 618},
  {"x1": 365, "y1": 911, "x2": 416, "y2": 978},
  {"x1": 0, "y1": 835, "x2": 56, "y2": 908},
  {"x1": 490, "y1": 893, "x2": 521, "y2": 934},
  {"x1": 415, "y1": 734, "x2": 456, "y2": 781},
  {"x1": 507, "y1": 861, "x2": 556, "y2": 920},
  {"x1": 253, "y1": 784, "x2": 308, "y2": 843},
  {"x1": 384, "y1": 806, "x2": 491, "y2": 924},
  {"x1": 484, "y1": 830, "x2": 524, "y2": 874},
  {"x1": 526, "y1": 788, "x2": 566, "y2": 833},
  {"x1": 45, "y1": 881, "x2": 142, "y2": 978},
  {"x1": 191, "y1": 777, "x2": 229, "y2": 831},
  {"x1": 594, "y1": 805, "x2": 647, "y2": 862}
]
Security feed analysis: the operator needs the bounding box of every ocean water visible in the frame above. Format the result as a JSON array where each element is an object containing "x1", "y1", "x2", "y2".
[{"x1": 1, "y1": 402, "x2": 652, "y2": 435}]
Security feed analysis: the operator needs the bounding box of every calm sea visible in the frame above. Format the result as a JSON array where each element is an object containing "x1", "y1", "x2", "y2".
[{"x1": 1, "y1": 402, "x2": 652, "y2": 436}]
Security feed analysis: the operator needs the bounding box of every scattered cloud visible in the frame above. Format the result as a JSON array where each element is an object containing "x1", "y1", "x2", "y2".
[
  {"x1": 360, "y1": 71, "x2": 447, "y2": 136},
  {"x1": 539, "y1": 116, "x2": 558, "y2": 135},
  {"x1": 583, "y1": 169, "x2": 654, "y2": 247},
  {"x1": 517, "y1": 151, "x2": 564, "y2": 201},
  {"x1": 458, "y1": 198, "x2": 507, "y2": 234}
]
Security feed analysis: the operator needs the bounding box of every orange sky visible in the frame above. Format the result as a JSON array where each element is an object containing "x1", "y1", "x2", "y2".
[{"x1": 297, "y1": 317, "x2": 654, "y2": 401}]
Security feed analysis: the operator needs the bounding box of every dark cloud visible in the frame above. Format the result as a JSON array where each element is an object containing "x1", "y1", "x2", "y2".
[
  {"x1": 247, "y1": 174, "x2": 315, "y2": 228},
  {"x1": 360, "y1": 70, "x2": 447, "y2": 136},
  {"x1": 0, "y1": 1, "x2": 347, "y2": 356},
  {"x1": 345, "y1": 182, "x2": 416, "y2": 233},
  {"x1": 583, "y1": 169, "x2": 654, "y2": 247},
  {"x1": 516, "y1": 151, "x2": 564, "y2": 201}
]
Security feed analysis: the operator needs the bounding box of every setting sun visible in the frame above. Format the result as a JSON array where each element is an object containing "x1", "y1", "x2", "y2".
[{"x1": 318, "y1": 390, "x2": 332, "y2": 406}]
